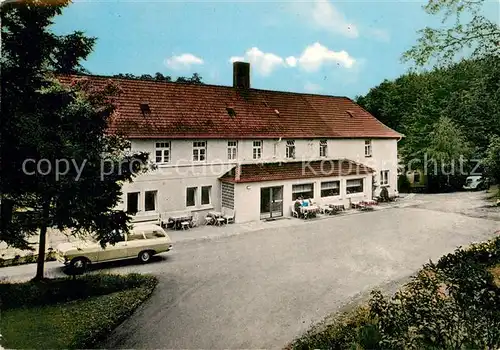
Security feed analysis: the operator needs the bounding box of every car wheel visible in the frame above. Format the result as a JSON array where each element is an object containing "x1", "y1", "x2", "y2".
[
  {"x1": 139, "y1": 250, "x2": 152, "y2": 263},
  {"x1": 70, "y1": 257, "x2": 88, "y2": 272}
]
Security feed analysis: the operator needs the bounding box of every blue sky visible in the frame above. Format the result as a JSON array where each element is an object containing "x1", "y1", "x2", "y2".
[{"x1": 52, "y1": 0, "x2": 499, "y2": 98}]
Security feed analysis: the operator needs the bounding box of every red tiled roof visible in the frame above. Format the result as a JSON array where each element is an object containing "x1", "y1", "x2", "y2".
[
  {"x1": 58, "y1": 75, "x2": 402, "y2": 139},
  {"x1": 220, "y1": 159, "x2": 375, "y2": 183}
]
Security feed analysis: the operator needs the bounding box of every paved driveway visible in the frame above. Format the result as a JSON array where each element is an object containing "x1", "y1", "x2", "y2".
[{"x1": 3, "y1": 192, "x2": 499, "y2": 348}]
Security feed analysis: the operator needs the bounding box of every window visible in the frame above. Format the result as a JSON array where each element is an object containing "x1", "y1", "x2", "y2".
[
  {"x1": 346, "y1": 179, "x2": 364, "y2": 194},
  {"x1": 193, "y1": 141, "x2": 206, "y2": 162},
  {"x1": 380, "y1": 170, "x2": 389, "y2": 186},
  {"x1": 292, "y1": 183, "x2": 314, "y2": 200},
  {"x1": 414, "y1": 171, "x2": 421, "y2": 183},
  {"x1": 140, "y1": 103, "x2": 151, "y2": 116},
  {"x1": 227, "y1": 141, "x2": 237, "y2": 160},
  {"x1": 186, "y1": 187, "x2": 197, "y2": 207},
  {"x1": 286, "y1": 140, "x2": 295, "y2": 159},
  {"x1": 144, "y1": 190, "x2": 157, "y2": 211},
  {"x1": 364, "y1": 140, "x2": 372, "y2": 157},
  {"x1": 127, "y1": 233, "x2": 145, "y2": 241},
  {"x1": 320, "y1": 140, "x2": 328, "y2": 157},
  {"x1": 144, "y1": 230, "x2": 166, "y2": 239},
  {"x1": 321, "y1": 181, "x2": 340, "y2": 197},
  {"x1": 253, "y1": 140, "x2": 262, "y2": 159},
  {"x1": 201, "y1": 186, "x2": 211, "y2": 205},
  {"x1": 126, "y1": 192, "x2": 139, "y2": 214},
  {"x1": 155, "y1": 142, "x2": 170, "y2": 163}
]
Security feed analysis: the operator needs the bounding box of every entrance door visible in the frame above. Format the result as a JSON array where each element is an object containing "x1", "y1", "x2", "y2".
[{"x1": 260, "y1": 186, "x2": 283, "y2": 220}]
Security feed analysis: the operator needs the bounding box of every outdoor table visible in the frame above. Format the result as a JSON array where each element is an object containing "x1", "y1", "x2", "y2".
[
  {"x1": 328, "y1": 204, "x2": 344, "y2": 212},
  {"x1": 168, "y1": 214, "x2": 193, "y2": 230},
  {"x1": 208, "y1": 211, "x2": 226, "y2": 225},
  {"x1": 300, "y1": 205, "x2": 319, "y2": 218},
  {"x1": 320, "y1": 205, "x2": 332, "y2": 214}
]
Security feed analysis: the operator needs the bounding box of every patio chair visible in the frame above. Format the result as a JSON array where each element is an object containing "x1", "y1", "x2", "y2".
[
  {"x1": 223, "y1": 208, "x2": 235, "y2": 224},
  {"x1": 291, "y1": 205, "x2": 299, "y2": 218},
  {"x1": 215, "y1": 216, "x2": 226, "y2": 226},
  {"x1": 191, "y1": 213, "x2": 200, "y2": 227},
  {"x1": 204, "y1": 214, "x2": 214, "y2": 225},
  {"x1": 180, "y1": 220, "x2": 191, "y2": 230}
]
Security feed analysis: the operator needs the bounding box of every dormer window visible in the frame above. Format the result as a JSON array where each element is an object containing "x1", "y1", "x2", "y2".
[
  {"x1": 140, "y1": 103, "x2": 151, "y2": 116},
  {"x1": 226, "y1": 107, "x2": 236, "y2": 118}
]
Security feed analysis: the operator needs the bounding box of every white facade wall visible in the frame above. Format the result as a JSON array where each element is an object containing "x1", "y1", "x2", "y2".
[
  {"x1": 233, "y1": 173, "x2": 373, "y2": 223},
  {"x1": 119, "y1": 138, "x2": 397, "y2": 221}
]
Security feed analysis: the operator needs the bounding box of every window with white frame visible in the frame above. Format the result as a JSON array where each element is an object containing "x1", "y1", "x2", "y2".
[
  {"x1": 227, "y1": 141, "x2": 237, "y2": 160},
  {"x1": 126, "y1": 192, "x2": 139, "y2": 214},
  {"x1": 364, "y1": 140, "x2": 372, "y2": 157},
  {"x1": 144, "y1": 190, "x2": 157, "y2": 211},
  {"x1": 186, "y1": 187, "x2": 197, "y2": 207},
  {"x1": 201, "y1": 186, "x2": 211, "y2": 205},
  {"x1": 321, "y1": 181, "x2": 340, "y2": 197},
  {"x1": 346, "y1": 179, "x2": 364, "y2": 194},
  {"x1": 380, "y1": 170, "x2": 389, "y2": 186},
  {"x1": 292, "y1": 183, "x2": 314, "y2": 200},
  {"x1": 320, "y1": 140, "x2": 328, "y2": 157},
  {"x1": 286, "y1": 140, "x2": 295, "y2": 159},
  {"x1": 193, "y1": 141, "x2": 206, "y2": 162},
  {"x1": 253, "y1": 140, "x2": 262, "y2": 159},
  {"x1": 155, "y1": 141, "x2": 170, "y2": 163}
]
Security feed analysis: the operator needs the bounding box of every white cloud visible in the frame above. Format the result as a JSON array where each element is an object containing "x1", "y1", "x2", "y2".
[
  {"x1": 228, "y1": 43, "x2": 356, "y2": 77},
  {"x1": 229, "y1": 47, "x2": 284, "y2": 76},
  {"x1": 369, "y1": 28, "x2": 390, "y2": 42},
  {"x1": 290, "y1": 42, "x2": 356, "y2": 71},
  {"x1": 304, "y1": 82, "x2": 323, "y2": 93},
  {"x1": 285, "y1": 56, "x2": 297, "y2": 67},
  {"x1": 293, "y1": 0, "x2": 358, "y2": 39},
  {"x1": 165, "y1": 53, "x2": 204, "y2": 71}
]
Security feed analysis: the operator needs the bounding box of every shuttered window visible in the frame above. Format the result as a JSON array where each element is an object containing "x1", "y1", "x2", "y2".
[{"x1": 222, "y1": 182, "x2": 234, "y2": 209}]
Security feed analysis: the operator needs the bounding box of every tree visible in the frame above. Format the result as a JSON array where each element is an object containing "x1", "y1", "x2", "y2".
[
  {"x1": 402, "y1": 0, "x2": 500, "y2": 67},
  {"x1": 1, "y1": 0, "x2": 150, "y2": 279},
  {"x1": 112, "y1": 72, "x2": 203, "y2": 84},
  {"x1": 483, "y1": 135, "x2": 500, "y2": 185},
  {"x1": 358, "y1": 56, "x2": 500, "y2": 162}
]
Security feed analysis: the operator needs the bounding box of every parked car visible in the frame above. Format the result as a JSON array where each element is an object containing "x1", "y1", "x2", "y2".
[
  {"x1": 56, "y1": 223, "x2": 172, "y2": 271},
  {"x1": 463, "y1": 175, "x2": 488, "y2": 191}
]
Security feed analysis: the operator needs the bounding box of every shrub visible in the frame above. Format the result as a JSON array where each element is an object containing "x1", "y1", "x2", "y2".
[
  {"x1": 369, "y1": 236, "x2": 500, "y2": 349},
  {"x1": 293, "y1": 306, "x2": 379, "y2": 350},
  {"x1": 0, "y1": 273, "x2": 157, "y2": 310},
  {"x1": 293, "y1": 236, "x2": 500, "y2": 349}
]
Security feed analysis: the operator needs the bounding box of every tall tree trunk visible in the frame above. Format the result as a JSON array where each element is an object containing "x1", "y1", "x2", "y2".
[{"x1": 34, "y1": 198, "x2": 50, "y2": 280}]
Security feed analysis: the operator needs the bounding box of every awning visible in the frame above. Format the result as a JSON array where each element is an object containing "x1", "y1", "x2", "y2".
[{"x1": 220, "y1": 159, "x2": 374, "y2": 184}]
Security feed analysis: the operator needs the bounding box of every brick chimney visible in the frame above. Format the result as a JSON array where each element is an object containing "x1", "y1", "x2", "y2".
[
  {"x1": 233, "y1": 62, "x2": 250, "y2": 89},
  {"x1": 235, "y1": 163, "x2": 241, "y2": 181}
]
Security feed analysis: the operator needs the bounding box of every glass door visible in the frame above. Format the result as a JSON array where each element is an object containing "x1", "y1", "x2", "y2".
[{"x1": 260, "y1": 186, "x2": 283, "y2": 220}]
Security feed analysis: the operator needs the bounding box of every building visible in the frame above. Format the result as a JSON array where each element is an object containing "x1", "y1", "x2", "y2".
[{"x1": 64, "y1": 62, "x2": 402, "y2": 223}]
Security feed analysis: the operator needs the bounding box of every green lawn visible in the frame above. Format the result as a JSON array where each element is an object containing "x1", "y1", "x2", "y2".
[{"x1": 0, "y1": 274, "x2": 157, "y2": 349}]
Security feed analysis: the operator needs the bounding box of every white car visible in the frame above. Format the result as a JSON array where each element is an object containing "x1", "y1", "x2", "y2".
[
  {"x1": 463, "y1": 176, "x2": 487, "y2": 191},
  {"x1": 56, "y1": 223, "x2": 172, "y2": 270}
]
